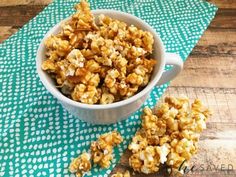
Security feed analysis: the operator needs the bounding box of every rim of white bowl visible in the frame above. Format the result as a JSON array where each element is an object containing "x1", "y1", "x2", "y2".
[{"x1": 36, "y1": 9, "x2": 165, "y2": 110}]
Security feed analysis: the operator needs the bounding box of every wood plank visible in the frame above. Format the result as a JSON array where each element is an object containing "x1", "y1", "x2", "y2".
[
  {"x1": 0, "y1": 26, "x2": 18, "y2": 43},
  {"x1": 0, "y1": 0, "x2": 52, "y2": 6},
  {"x1": 111, "y1": 122, "x2": 236, "y2": 176},
  {"x1": 207, "y1": 0, "x2": 236, "y2": 9},
  {"x1": 0, "y1": 5, "x2": 47, "y2": 26},
  {"x1": 171, "y1": 55, "x2": 236, "y2": 88},
  {"x1": 193, "y1": 29, "x2": 236, "y2": 56},
  {"x1": 197, "y1": 29, "x2": 236, "y2": 47},
  {"x1": 209, "y1": 9, "x2": 236, "y2": 29}
]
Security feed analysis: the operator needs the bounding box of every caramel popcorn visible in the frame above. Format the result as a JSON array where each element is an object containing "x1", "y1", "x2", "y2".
[
  {"x1": 100, "y1": 92, "x2": 115, "y2": 104},
  {"x1": 111, "y1": 170, "x2": 131, "y2": 177},
  {"x1": 69, "y1": 152, "x2": 91, "y2": 177},
  {"x1": 128, "y1": 96, "x2": 212, "y2": 175},
  {"x1": 129, "y1": 144, "x2": 170, "y2": 174},
  {"x1": 42, "y1": 0, "x2": 156, "y2": 104},
  {"x1": 71, "y1": 84, "x2": 101, "y2": 104},
  {"x1": 69, "y1": 131, "x2": 123, "y2": 176},
  {"x1": 90, "y1": 131, "x2": 123, "y2": 168}
]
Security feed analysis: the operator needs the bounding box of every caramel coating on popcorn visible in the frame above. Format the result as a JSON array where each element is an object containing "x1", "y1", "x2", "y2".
[
  {"x1": 69, "y1": 131, "x2": 123, "y2": 176},
  {"x1": 90, "y1": 131, "x2": 123, "y2": 168},
  {"x1": 42, "y1": 0, "x2": 156, "y2": 104},
  {"x1": 129, "y1": 144, "x2": 170, "y2": 174},
  {"x1": 111, "y1": 170, "x2": 130, "y2": 177},
  {"x1": 128, "y1": 96, "x2": 212, "y2": 175},
  {"x1": 69, "y1": 152, "x2": 91, "y2": 177}
]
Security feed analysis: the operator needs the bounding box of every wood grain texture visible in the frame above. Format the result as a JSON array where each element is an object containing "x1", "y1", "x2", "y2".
[
  {"x1": 171, "y1": 55, "x2": 236, "y2": 88},
  {"x1": 0, "y1": 26, "x2": 18, "y2": 42},
  {"x1": 0, "y1": 0, "x2": 52, "y2": 6},
  {"x1": 210, "y1": 10, "x2": 236, "y2": 29},
  {"x1": 193, "y1": 29, "x2": 236, "y2": 56},
  {"x1": 0, "y1": 5, "x2": 47, "y2": 26},
  {"x1": 0, "y1": 0, "x2": 235, "y2": 177},
  {"x1": 208, "y1": 0, "x2": 236, "y2": 9}
]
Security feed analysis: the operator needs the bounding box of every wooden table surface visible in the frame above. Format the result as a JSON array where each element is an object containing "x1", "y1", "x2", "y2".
[{"x1": 0, "y1": 0, "x2": 235, "y2": 176}]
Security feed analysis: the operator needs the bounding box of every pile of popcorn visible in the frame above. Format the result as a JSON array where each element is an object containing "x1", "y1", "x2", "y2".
[
  {"x1": 128, "y1": 96, "x2": 212, "y2": 175},
  {"x1": 42, "y1": 0, "x2": 156, "y2": 104},
  {"x1": 69, "y1": 131, "x2": 123, "y2": 177}
]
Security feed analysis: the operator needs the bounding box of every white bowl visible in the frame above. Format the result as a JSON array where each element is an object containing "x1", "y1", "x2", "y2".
[{"x1": 36, "y1": 9, "x2": 183, "y2": 124}]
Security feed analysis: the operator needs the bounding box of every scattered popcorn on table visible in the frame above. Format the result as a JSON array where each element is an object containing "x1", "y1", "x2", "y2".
[
  {"x1": 128, "y1": 96, "x2": 212, "y2": 175},
  {"x1": 68, "y1": 97, "x2": 211, "y2": 176},
  {"x1": 90, "y1": 131, "x2": 123, "y2": 168},
  {"x1": 69, "y1": 131, "x2": 123, "y2": 176},
  {"x1": 42, "y1": 0, "x2": 156, "y2": 104},
  {"x1": 111, "y1": 170, "x2": 131, "y2": 177},
  {"x1": 69, "y1": 152, "x2": 91, "y2": 177}
]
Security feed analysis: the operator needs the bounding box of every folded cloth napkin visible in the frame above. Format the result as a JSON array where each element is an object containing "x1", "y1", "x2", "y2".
[{"x1": 0, "y1": 0, "x2": 217, "y2": 176}]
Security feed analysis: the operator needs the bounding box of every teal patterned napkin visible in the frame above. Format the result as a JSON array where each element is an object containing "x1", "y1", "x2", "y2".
[{"x1": 0, "y1": 0, "x2": 217, "y2": 176}]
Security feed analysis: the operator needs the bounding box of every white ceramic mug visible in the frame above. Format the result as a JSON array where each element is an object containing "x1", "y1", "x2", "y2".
[{"x1": 36, "y1": 10, "x2": 183, "y2": 124}]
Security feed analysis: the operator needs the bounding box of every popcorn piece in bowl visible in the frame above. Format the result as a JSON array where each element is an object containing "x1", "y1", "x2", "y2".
[
  {"x1": 100, "y1": 92, "x2": 115, "y2": 104},
  {"x1": 71, "y1": 0, "x2": 98, "y2": 31},
  {"x1": 128, "y1": 96, "x2": 212, "y2": 175},
  {"x1": 41, "y1": 0, "x2": 157, "y2": 105},
  {"x1": 71, "y1": 84, "x2": 101, "y2": 104},
  {"x1": 44, "y1": 35, "x2": 71, "y2": 58},
  {"x1": 66, "y1": 49, "x2": 85, "y2": 68}
]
